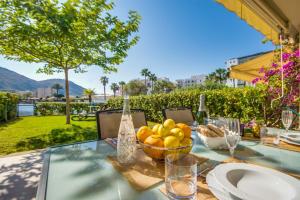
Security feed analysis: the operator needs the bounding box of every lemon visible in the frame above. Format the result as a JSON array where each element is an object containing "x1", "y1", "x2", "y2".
[
  {"x1": 152, "y1": 124, "x2": 160, "y2": 134},
  {"x1": 170, "y1": 128, "x2": 185, "y2": 141},
  {"x1": 164, "y1": 136, "x2": 180, "y2": 148},
  {"x1": 163, "y1": 119, "x2": 176, "y2": 130},
  {"x1": 158, "y1": 125, "x2": 170, "y2": 137}
]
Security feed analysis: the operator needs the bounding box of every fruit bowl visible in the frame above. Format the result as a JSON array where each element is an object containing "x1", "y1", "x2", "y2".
[{"x1": 138, "y1": 138, "x2": 194, "y2": 160}]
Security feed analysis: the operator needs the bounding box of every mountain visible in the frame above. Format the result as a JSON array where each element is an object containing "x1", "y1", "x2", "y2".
[{"x1": 0, "y1": 67, "x2": 85, "y2": 96}]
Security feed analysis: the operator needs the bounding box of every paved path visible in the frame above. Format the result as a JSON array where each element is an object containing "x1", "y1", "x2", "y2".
[{"x1": 0, "y1": 151, "x2": 44, "y2": 200}]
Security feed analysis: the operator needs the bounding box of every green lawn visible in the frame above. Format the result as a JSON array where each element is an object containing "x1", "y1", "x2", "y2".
[
  {"x1": 0, "y1": 116, "x2": 98, "y2": 156},
  {"x1": 0, "y1": 116, "x2": 157, "y2": 156}
]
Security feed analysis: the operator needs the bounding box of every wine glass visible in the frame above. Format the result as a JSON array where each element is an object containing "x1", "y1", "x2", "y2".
[
  {"x1": 223, "y1": 118, "x2": 241, "y2": 157},
  {"x1": 282, "y1": 110, "x2": 293, "y2": 133}
]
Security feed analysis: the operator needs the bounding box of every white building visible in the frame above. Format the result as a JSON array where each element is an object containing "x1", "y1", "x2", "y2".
[
  {"x1": 35, "y1": 88, "x2": 55, "y2": 98},
  {"x1": 176, "y1": 75, "x2": 206, "y2": 88},
  {"x1": 226, "y1": 51, "x2": 271, "y2": 87}
]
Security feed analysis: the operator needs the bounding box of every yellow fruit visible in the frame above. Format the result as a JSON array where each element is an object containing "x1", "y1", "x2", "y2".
[
  {"x1": 136, "y1": 126, "x2": 153, "y2": 142},
  {"x1": 180, "y1": 138, "x2": 193, "y2": 147},
  {"x1": 180, "y1": 138, "x2": 193, "y2": 154},
  {"x1": 163, "y1": 119, "x2": 176, "y2": 130},
  {"x1": 158, "y1": 125, "x2": 170, "y2": 137},
  {"x1": 152, "y1": 124, "x2": 160, "y2": 134},
  {"x1": 176, "y1": 123, "x2": 192, "y2": 138},
  {"x1": 144, "y1": 135, "x2": 164, "y2": 159},
  {"x1": 170, "y1": 128, "x2": 185, "y2": 141},
  {"x1": 164, "y1": 136, "x2": 180, "y2": 148}
]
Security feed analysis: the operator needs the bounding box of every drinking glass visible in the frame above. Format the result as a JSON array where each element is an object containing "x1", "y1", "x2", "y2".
[
  {"x1": 275, "y1": 110, "x2": 293, "y2": 145},
  {"x1": 165, "y1": 154, "x2": 197, "y2": 200},
  {"x1": 282, "y1": 110, "x2": 293, "y2": 133},
  {"x1": 223, "y1": 118, "x2": 241, "y2": 157},
  {"x1": 259, "y1": 124, "x2": 268, "y2": 144}
]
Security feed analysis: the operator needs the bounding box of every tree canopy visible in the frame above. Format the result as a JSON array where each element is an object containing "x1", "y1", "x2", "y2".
[
  {"x1": 153, "y1": 80, "x2": 175, "y2": 93},
  {"x1": 110, "y1": 82, "x2": 119, "y2": 97},
  {"x1": 83, "y1": 88, "x2": 95, "y2": 103},
  {"x1": 0, "y1": 0, "x2": 141, "y2": 123},
  {"x1": 124, "y1": 79, "x2": 147, "y2": 96}
]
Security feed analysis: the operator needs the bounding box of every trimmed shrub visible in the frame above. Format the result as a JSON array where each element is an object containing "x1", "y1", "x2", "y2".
[
  {"x1": 35, "y1": 102, "x2": 107, "y2": 116},
  {"x1": 107, "y1": 87, "x2": 267, "y2": 123},
  {"x1": 0, "y1": 92, "x2": 19, "y2": 122}
]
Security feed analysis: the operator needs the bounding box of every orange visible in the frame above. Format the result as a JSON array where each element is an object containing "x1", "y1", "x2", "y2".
[
  {"x1": 136, "y1": 126, "x2": 153, "y2": 142},
  {"x1": 176, "y1": 123, "x2": 192, "y2": 138},
  {"x1": 144, "y1": 135, "x2": 164, "y2": 159}
]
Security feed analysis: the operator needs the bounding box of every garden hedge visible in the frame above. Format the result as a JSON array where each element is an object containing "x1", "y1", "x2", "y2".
[
  {"x1": 34, "y1": 87, "x2": 273, "y2": 125},
  {"x1": 35, "y1": 102, "x2": 106, "y2": 116},
  {"x1": 106, "y1": 87, "x2": 268, "y2": 123},
  {"x1": 0, "y1": 92, "x2": 19, "y2": 122}
]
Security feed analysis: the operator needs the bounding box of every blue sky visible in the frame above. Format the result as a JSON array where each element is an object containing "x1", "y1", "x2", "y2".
[{"x1": 0, "y1": 0, "x2": 275, "y2": 94}]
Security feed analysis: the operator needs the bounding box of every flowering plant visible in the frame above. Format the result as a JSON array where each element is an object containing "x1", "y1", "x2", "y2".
[
  {"x1": 252, "y1": 42, "x2": 299, "y2": 105},
  {"x1": 252, "y1": 42, "x2": 299, "y2": 127}
]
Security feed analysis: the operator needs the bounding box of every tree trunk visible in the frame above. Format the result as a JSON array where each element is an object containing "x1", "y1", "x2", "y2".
[
  {"x1": 64, "y1": 69, "x2": 71, "y2": 124},
  {"x1": 89, "y1": 95, "x2": 91, "y2": 104},
  {"x1": 104, "y1": 86, "x2": 106, "y2": 100},
  {"x1": 144, "y1": 76, "x2": 147, "y2": 86},
  {"x1": 121, "y1": 86, "x2": 124, "y2": 96},
  {"x1": 56, "y1": 90, "x2": 59, "y2": 101},
  {"x1": 113, "y1": 91, "x2": 116, "y2": 97}
]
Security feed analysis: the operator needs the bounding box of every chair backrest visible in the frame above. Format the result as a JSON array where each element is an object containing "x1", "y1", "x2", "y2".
[
  {"x1": 162, "y1": 107, "x2": 194, "y2": 126},
  {"x1": 96, "y1": 109, "x2": 147, "y2": 140}
]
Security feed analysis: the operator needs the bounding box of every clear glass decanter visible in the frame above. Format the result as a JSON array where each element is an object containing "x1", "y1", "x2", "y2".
[{"x1": 117, "y1": 95, "x2": 136, "y2": 165}]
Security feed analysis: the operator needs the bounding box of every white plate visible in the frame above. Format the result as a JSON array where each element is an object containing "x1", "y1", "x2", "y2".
[
  {"x1": 206, "y1": 171, "x2": 232, "y2": 200},
  {"x1": 281, "y1": 133, "x2": 300, "y2": 143},
  {"x1": 280, "y1": 138, "x2": 300, "y2": 146},
  {"x1": 213, "y1": 163, "x2": 300, "y2": 200}
]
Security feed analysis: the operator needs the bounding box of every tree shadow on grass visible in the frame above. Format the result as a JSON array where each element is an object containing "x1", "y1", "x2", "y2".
[
  {"x1": 16, "y1": 125, "x2": 98, "y2": 151},
  {"x1": 0, "y1": 118, "x2": 23, "y2": 130}
]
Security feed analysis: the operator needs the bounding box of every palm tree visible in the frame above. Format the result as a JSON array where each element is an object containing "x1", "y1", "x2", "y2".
[
  {"x1": 149, "y1": 73, "x2": 157, "y2": 91},
  {"x1": 215, "y1": 68, "x2": 228, "y2": 84},
  {"x1": 100, "y1": 76, "x2": 109, "y2": 100},
  {"x1": 206, "y1": 72, "x2": 217, "y2": 82},
  {"x1": 51, "y1": 83, "x2": 63, "y2": 100},
  {"x1": 110, "y1": 83, "x2": 120, "y2": 97},
  {"x1": 83, "y1": 89, "x2": 95, "y2": 104},
  {"x1": 118, "y1": 81, "x2": 126, "y2": 96},
  {"x1": 140, "y1": 68, "x2": 151, "y2": 86}
]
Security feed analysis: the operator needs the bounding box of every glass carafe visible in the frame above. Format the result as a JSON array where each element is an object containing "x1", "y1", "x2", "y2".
[{"x1": 117, "y1": 95, "x2": 136, "y2": 164}]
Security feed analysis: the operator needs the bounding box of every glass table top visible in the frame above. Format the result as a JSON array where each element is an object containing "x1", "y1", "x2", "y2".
[{"x1": 40, "y1": 132, "x2": 300, "y2": 200}]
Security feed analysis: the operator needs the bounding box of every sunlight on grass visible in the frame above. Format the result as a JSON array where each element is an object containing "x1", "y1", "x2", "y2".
[
  {"x1": 0, "y1": 116, "x2": 98, "y2": 156},
  {"x1": 0, "y1": 116, "x2": 157, "y2": 156}
]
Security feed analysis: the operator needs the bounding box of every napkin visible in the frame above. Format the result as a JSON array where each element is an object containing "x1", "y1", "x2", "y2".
[{"x1": 107, "y1": 149, "x2": 209, "y2": 191}]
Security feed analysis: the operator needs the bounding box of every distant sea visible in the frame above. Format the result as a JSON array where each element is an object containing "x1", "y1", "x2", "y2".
[{"x1": 18, "y1": 104, "x2": 34, "y2": 116}]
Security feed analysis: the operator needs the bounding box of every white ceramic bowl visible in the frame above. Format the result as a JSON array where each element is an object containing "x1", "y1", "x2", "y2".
[{"x1": 198, "y1": 132, "x2": 228, "y2": 149}]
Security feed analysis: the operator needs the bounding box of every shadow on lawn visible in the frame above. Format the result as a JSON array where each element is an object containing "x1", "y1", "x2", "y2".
[
  {"x1": 16, "y1": 125, "x2": 98, "y2": 151},
  {"x1": 0, "y1": 118, "x2": 23, "y2": 130}
]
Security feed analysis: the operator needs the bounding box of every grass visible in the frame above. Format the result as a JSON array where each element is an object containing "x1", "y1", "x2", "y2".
[
  {"x1": 0, "y1": 116, "x2": 98, "y2": 156},
  {"x1": 0, "y1": 116, "x2": 158, "y2": 156}
]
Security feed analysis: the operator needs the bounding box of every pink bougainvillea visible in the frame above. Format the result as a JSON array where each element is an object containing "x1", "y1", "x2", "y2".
[{"x1": 253, "y1": 42, "x2": 299, "y2": 106}]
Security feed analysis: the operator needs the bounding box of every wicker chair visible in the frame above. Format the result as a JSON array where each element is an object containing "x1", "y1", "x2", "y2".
[
  {"x1": 162, "y1": 107, "x2": 194, "y2": 126},
  {"x1": 96, "y1": 109, "x2": 147, "y2": 140}
]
